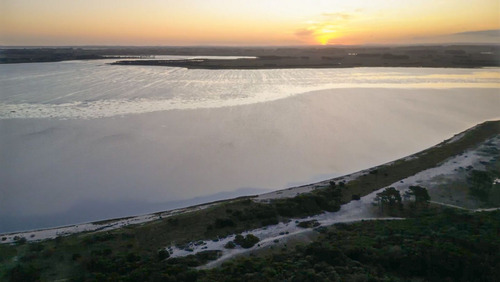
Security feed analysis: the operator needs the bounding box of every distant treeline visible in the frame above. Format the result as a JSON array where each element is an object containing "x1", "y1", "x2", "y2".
[{"x1": 2, "y1": 45, "x2": 499, "y2": 67}]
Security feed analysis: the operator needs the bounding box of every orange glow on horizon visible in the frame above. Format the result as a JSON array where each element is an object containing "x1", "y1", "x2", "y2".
[
  {"x1": 1, "y1": 0, "x2": 498, "y2": 46},
  {"x1": 316, "y1": 32, "x2": 339, "y2": 45}
]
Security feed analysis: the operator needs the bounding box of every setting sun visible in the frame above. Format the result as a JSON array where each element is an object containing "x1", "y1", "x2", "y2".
[
  {"x1": 316, "y1": 33, "x2": 337, "y2": 45},
  {"x1": 1, "y1": 0, "x2": 500, "y2": 279},
  {"x1": 1, "y1": 0, "x2": 499, "y2": 46}
]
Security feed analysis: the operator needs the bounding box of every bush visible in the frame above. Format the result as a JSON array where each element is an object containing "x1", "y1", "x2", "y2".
[
  {"x1": 158, "y1": 249, "x2": 170, "y2": 261},
  {"x1": 297, "y1": 220, "x2": 321, "y2": 228},
  {"x1": 233, "y1": 234, "x2": 260, "y2": 248},
  {"x1": 224, "y1": 241, "x2": 236, "y2": 249},
  {"x1": 195, "y1": 250, "x2": 222, "y2": 262},
  {"x1": 14, "y1": 237, "x2": 27, "y2": 245}
]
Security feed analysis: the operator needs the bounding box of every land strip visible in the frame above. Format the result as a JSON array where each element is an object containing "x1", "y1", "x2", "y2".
[
  {"x1": 2, "y1": 45, "x2": 499, "y2": 67},
  {"x1": 1, "y1": 120, "x2": 499, "y2": 281}
]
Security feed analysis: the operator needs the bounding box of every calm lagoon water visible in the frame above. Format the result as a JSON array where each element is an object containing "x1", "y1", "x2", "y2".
[{"x1": 1, "y1": 60, "x2": 499, "y2": 232}]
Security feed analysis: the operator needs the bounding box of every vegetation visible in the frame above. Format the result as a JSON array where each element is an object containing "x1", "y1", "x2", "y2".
[
  {"x1": 4, "y1": 207, "x2": 498, "y2": 281},
  {"x1": 3, "y1": 45, "x2": 499, "y2": 68},
  {"x1": 201, "y1": 209, "x2": 500, "y2": 282},
  {"x1": 341, "y1": 121, "x2": 500, "y2": 205},
  {"x1": 374, "y1": 187, "x2": 403, "y2": 214},
  {"x1": 233, "y1": 234, "x2": 260, "y2": 249},
  {"x1": 224, "y1": 241, "x2": 236, "y2": 249},
  {"x1": 0, "y1": 121, "x2": 498, "y2": 281},
  {"x1": 405, "y1": 185, "x2": 431, "y2": 205},
  {"x1": 297, "y1": 220, "x2": 321, "y2": 228},
  {"x1": 273, "y1": 184, "x2": 342, "y2": 217},
  {"x1": 468, "y1": 169, "x2": 500, "y2": 203}
]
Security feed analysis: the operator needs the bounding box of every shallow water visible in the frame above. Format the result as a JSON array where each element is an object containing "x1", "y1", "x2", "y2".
[
  {"x1": 1, "y1": 61, "x2": 499, "y2": 233},
  {"x1": 1, "y1": 61, "x2": 498, "y2": 119}
]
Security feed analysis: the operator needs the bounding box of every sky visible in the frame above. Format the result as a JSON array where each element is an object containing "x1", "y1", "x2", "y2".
[{"x1": 1, "y1": 0, "x2": 499, "y2": 46}]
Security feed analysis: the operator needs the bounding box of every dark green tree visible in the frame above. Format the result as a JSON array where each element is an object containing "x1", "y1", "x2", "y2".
[
  {"x1": 405, "y1": 185, "x2": 431, "y2": 206},
  {"x1": 374, "y1": 187, "x2": 402, "y2": 213},
  {"x1": 468, "y1": 170, "x2": 493, "y2": 201}
]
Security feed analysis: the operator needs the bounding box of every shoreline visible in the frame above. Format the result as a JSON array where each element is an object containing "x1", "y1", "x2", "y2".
[
  {"x1": 2, "y1": 120, "x2": 498, "y2": 243},
  {"x1": 2, "y1": 45, "x2": 499, "y2": 67},
  {"x1": 109, "y1": 58, "x2": 500, "y2": 69}
]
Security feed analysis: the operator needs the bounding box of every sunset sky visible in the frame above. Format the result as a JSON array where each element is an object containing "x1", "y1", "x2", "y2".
[{"x1": 1, "y1": 0, "x2": 499, "y2": 46}]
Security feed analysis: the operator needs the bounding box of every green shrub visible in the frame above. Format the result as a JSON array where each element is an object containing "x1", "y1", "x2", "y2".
[
  {"x1": 297, "y1": 220, "x2": 321, "y2": 228},
  {"x1": 224, "y1": 241, "x2": 236, "y2": 249},
  {"x1": 233, "y1": 234, "x2": 260, "y2": 248},
  {"x1": 13, "y1": 236, "x2": 27, "y2": 245},
  {"x1": 158, "y1": 249, "x2": 170, "y2": 261}
]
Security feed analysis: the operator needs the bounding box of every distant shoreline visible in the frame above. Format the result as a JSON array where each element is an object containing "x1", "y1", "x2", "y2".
[
  {"x1": 2, "y1": 45, "x2": 499, "y2": 68},
  {"x1": 109, "y1": 51, "x2": 500, "y2": 69}
]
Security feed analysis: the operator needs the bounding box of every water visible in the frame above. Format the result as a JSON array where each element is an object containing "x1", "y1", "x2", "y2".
[
  {"x1": 1, "y1": 60, "x2": 498, "y2": 119},
  {"x1": 1, "y1": 60, "x2": 499, "y2": 233}
]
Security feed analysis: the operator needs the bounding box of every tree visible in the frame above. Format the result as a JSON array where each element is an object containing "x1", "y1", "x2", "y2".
[
  {"x1": 404, "y1": 186, "x2": 430, "y2": 206},
  {"x1": 374, "y1": 187, "x2": 402, "y2": 213},
  {"x1": 468, "y1": 170, "x2": 493, "y2": 201}
]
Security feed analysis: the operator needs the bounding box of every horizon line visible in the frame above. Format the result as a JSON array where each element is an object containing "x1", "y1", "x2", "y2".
[{"x1": 2, "y1": 42, "x2": 500, "y2": 49}]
